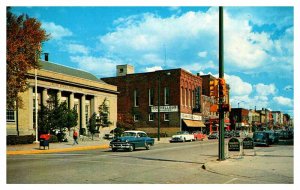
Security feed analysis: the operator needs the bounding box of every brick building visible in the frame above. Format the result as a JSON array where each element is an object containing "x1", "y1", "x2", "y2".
[
  {"x1": 102, "y1": 65, "x2": 205, "y2": 136},
  {"x1": 6, "y1": 60, "x2": 118, "y2": 137}
]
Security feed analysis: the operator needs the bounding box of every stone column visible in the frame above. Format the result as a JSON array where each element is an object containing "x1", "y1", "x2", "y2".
[
  {"x1": 81, "y1": 94, "x2": 86, "y2": 133},
  {"x1": 57, "y1": 90, "x2": 61, "y2": 104},
  {"x1": 42, "y1": 88, "x2": 48, "y2": 106},
  {"x1": 91, "y1": 96, "x2": 97, "y2": 115},
  {"x1": 28, "y1": 86, "x2": 34, "y2": 132},
  {"x1": 69, "y1": 92, "x2": 74, "y2": 109}
]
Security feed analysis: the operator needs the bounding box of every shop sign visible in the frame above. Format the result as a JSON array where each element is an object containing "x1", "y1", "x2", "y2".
[
  {"x1": 181, "y1": 113, "x2": 202, "y2": 121},
  {"x1": 242, "y1": 137, "x2": 254, "y2": 149},
  {"x1": 151, "y1": 105, "x2": 178, "y2": 113},
  {"x1": 228, "y1": 138, "x2": 240, "y2": 151}
]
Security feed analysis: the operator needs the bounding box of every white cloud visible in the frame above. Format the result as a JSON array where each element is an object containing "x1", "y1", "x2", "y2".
[
  {"x1": 225, "y1": 74, "x2": 252, "y2": 96},
  {"x1": 70, "y1": 56, "x2": 124, "y2": 77},
  {"x1": 273, "y1": 96, "x2": 293, "y2": 107},
  {"x1": 254, "y1": 83, "x2": 277, "y2": 96},
  {"x1": 198, "y1": 51, "x2": 208, "y2": 58},
  {"x1": 145, "y1": 66, "x2": 163, "y2": 72},
  {"x1": 42, "y1": 22, "x2": 72, "y2": 40},
  {"x1": 66, "y1": 44, "x2": 89, "y2": 55}
]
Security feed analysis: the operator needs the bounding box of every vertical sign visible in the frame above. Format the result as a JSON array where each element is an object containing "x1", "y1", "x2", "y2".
[{"x1": 194, "y1": 86, "x2": 201, "y2": 112}]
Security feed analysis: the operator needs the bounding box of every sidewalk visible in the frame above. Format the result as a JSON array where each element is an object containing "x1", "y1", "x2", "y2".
[{"x1": 6, "y1": 137, "x2": 171, "y2": 155}]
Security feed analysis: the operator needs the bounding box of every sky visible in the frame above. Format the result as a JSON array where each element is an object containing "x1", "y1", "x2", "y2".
[{"x1": 10, "y1": 6, "x2": 294, "y2": 117}]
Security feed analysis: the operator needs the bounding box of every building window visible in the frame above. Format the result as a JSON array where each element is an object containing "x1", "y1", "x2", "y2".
[
  {"x1": 85, "y1": 105, "x2": 89, "y2": 125},
  {"x1": 134, "y1": 114, "x2": 139, "y2": 122},
  {"x1": 164, "y1": 87, "x2": 170, "y2": 105},
  {"x1": 149, "y1": 88, "x2": 154, "y2": 106},
  {"x1": 6, "y1": 109, "x2": 15, "y2": 122},
  {"x1": 149, "y1": 113, "x2": 154, "y2": 121},
  {"x1": 181, "y1": 87, "x2": 184, "y2": 105},
  {"x1": 185, "y1": 88, "x2": 188, "y2": 106},
  {"x1": 164, "y1": 113, "x2": 169, "y2": 121},
  {"x1": 134, "y1": 90, "x2": 139, "y2": 107}
]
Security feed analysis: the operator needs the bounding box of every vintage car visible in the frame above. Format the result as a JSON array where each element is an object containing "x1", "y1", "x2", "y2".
[
  {"x1": 208, "y1": 131, "x2": 219, "y2": 139},
  {"x1": 193, "y1": 131, "x2": 206, "y2": 141},
  {"x1": 253, "y1": 131, "x2": 271, "y2": 146},
  {"x1": 170, "y1": 131, "x2": 195, "y2": 142},
  {"x1": 109, "y1": 130, "x2": 154, "y2": 152}
]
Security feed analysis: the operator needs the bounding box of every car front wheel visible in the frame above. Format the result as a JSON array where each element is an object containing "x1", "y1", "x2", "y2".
[
  {"x1": 145, "y1": 143, "x2": 151, "y2": 150},
  {"x1": 128, "y1": 144, "x2": 134, "y2": 152}
]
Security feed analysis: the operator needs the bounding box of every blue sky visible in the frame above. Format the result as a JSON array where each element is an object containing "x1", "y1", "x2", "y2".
[{"x1": 11, "y1": 6, "x2": 294, "y2": 117}]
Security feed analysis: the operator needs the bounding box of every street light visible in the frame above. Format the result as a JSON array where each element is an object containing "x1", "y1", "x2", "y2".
[{"x1": 157, "y1": 71, "x2": 170, "y2": 141}]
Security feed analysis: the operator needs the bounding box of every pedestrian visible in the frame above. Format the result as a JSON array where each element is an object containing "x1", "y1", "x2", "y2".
[{"x1": 73, "y1": 129, "x2": 79, "y2": 145}]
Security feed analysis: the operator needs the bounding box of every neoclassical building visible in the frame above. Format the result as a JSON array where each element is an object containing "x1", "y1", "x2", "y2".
[{"x1": 6, "y1": 60, "x2": 118, "y2": 137}]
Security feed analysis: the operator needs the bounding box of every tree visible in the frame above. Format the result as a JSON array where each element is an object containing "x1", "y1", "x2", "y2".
[
  {"x1": 38, "y1": 100, "x2": 78, "y2": 141},
  {"x1": 87, "y1": 113, "x2": 98, "y2": 140},
  {"x1": 7, "y1": 7, "x2": 49, "y2": 109},
  {"x1": 98, "y1": 98, "x2": 112, "y2": 128}
]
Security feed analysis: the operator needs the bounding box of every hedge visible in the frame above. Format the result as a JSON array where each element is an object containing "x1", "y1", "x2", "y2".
[
  {"x1": 7, "y1": 135, "x2": 35, "y2": 145},
  {"x1": 7, "y1": 134, "x2": 59, "y2": 145}
]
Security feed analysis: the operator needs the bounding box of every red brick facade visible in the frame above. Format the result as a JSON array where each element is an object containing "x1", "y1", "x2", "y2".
[{"x1": 102, "y1": 68, "x2": 203, "y2": 136}]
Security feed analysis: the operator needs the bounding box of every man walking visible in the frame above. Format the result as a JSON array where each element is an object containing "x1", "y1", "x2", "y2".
[{"x1": 73, "y1": 129, "x2": 79, "y2": 145}]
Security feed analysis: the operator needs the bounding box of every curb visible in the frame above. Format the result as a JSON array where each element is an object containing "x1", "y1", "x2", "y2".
[{"x1": 7, "y1": 144, "x2": 110, "y2": 155}]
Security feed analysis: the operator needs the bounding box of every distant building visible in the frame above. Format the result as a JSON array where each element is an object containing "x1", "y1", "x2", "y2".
[
  {"x1": 102, "y1": 65, "x2": 206, "y2": 136},
  {"x1": 6, "y1": 60, "x2": 118, "y2": 137},
  {"x1": 229, "y1": 108, "x2": 250, "y2": 131}
]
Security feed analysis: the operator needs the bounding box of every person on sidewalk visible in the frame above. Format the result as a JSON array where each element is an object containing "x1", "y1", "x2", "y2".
[{"x1": 73, "y1": 130, "x2": 79, "y2": 145}]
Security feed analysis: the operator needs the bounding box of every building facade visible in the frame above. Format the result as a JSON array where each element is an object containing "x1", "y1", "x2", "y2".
[
  {"x1": 6, "y1": 60, "x2": 118, "y2": 137},
  {"x1": 102, "y1": 65, "x2": 205, "y2": 136}
]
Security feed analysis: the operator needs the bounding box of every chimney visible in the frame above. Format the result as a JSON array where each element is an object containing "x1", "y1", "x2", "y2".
[{"x1": 44, "y1": 53, "x2": 49, "y2": 61}]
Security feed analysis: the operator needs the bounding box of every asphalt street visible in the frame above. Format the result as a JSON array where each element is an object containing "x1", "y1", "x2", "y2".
[{"x1": 7, "y1": 139, "x2": 294, "y2": 184}]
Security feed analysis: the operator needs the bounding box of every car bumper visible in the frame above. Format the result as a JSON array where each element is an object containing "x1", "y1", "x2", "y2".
[
  {"x1": 110, "y1": 142, "x2": 131, "y2": 149},
  {"x1": 170, "y1": 138, "x2": 184, "y2": 142}
]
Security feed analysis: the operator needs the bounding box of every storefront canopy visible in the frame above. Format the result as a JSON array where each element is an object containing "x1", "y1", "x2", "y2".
[{"x1": 183, "y1": 120, "x2": 206, "y2": 127}]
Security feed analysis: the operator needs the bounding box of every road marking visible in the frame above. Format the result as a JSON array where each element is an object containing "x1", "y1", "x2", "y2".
[{"x1": 224, "y1": 178, "x2": 238, "y2": 184}]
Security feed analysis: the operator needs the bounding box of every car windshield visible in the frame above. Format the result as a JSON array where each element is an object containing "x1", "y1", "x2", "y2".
[
  {"x1": 122, "y1": 132, "x2": 137, "y2": 137},
  {"x1": 253, "y1": 132, "x2": 266, "y2": 138},
  {"x1": 177, "y1": 131, "x2": 188, "y2": 135}
]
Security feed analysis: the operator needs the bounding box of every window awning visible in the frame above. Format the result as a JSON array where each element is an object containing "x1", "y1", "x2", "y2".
[{"x1": 183, "y1": 120, "x2": 206, "y2": 127}]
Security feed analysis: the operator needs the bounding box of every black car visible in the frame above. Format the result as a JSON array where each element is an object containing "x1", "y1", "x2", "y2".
[
  {"x1": 265, "y1": 131, "x2": 279, "y2": 144},
  {"x1": 253, "y1": 131, "x2": 271, "y2": 146},
  {"x1": 208, "y1": 131, "x2": 219, "y2": 139}
]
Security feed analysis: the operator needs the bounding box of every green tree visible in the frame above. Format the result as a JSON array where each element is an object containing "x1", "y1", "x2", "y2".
[
  {"x1": 38, "y1": 100, "x2": 78, "y2": 141},
  {"x1": 98, "y1": 98, "x2": 112, "y2": 128},
  {"x1": 7, "y1": 7, "x2": 49, "y2": 109},
  {"x1": 87, "y1": 112, "x2": 98, "y2": 140}
]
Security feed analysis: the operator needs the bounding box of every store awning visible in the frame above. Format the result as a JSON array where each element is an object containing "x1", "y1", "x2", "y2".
[{"x1": 183, "y1": 120, "x2": 206, "y2": 127}]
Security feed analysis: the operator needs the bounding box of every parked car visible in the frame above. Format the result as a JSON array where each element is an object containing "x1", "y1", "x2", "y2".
[
  {"x1": 109, "y1": 130, "x2": 154, "y2": 152},
  {"x1": 253, "y1": 131, "x2": 271, "y2": 146},
  {"x1": 265, "y1": 130, "x2": 279, "y2": 144},
  {"x1": 193, "y1": 131, "x2": 206, "y2": 141},
  {"x1": 170, "y1": 131, "x2": 195, "y2": 142},
  {"x1": 208, "y1": 131, "x2": 219, "y2": 139},
  {"x1": 224, "y1": 131, "x2": 232, "y2": 138}
]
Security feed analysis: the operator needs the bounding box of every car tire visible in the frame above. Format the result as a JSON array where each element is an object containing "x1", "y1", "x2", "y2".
[
  {"x1": 145, "y1": 143, "x2": 150, "y2": 150},
  {"x1": 128, "y1": 144, "x2": 134, "y2": 152},
  {"x1": 112, "y1": 148, "x2": 117, "y2": 152}
]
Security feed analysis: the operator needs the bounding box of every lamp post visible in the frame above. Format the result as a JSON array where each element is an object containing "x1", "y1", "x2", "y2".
[
  {"x1": 157, "y1": 71, "x2": 171, "y2": 141},
  {"x1": 34, "y1": 69, "x2": 39, "y2": 143},
  {"x1": 158, "y1": 74, "x2": 161, "y2": 141}
]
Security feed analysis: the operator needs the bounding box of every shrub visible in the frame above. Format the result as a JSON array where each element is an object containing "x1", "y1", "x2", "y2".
[
  {"x1": 7, "y1": 135, "x2": 35, "y2": 145},
  {"x1": 49, "y1": 135, "x2": 58, "y2": 143}
]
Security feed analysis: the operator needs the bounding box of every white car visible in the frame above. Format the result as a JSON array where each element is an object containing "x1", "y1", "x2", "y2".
[{"x1": 170, "y1": 131, "x2": 195, "y2": 142}]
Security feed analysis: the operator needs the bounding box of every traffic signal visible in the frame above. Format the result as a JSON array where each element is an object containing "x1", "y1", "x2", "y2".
[
  {"x1": 209, "y1": 79, "x2": 218, "y2": 97},
  {"x1": 219, "y1": 78, "x2": 227, "y2": 97}
]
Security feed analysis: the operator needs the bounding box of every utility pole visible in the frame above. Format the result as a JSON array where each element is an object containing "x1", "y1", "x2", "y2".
[{"x1": 218, "y1": 6, "x2": 225, "y2": 161}]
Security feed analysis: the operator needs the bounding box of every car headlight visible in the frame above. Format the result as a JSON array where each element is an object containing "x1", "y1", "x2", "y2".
[{"x1": 125, "y1": 140, "x2": 128, "y2": 142}]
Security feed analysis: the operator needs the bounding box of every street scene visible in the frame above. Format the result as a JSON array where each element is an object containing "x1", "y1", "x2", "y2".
[
  {"x1": 5, "y1": 4, "x2": 295, "y2": 187},
  {"x1": 7, "y1": 135, "x2": 294, "y2": 184}
]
